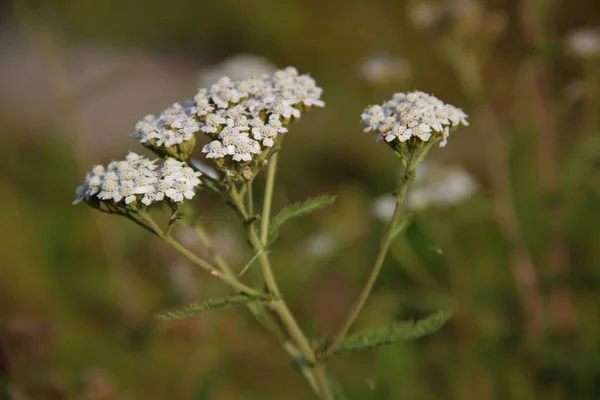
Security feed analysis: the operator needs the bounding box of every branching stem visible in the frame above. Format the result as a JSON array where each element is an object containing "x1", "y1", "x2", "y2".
[{"x1": 321, "y1": 145, "x2": 427, "y2": 358}]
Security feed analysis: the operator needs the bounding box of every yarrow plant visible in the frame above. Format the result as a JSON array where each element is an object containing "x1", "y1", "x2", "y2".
[{"x1": 73, "y1": 66, "x2": 468, "y2": 398}]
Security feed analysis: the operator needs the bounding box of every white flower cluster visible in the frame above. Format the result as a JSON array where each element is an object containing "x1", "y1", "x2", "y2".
[
  {"x1": 73, "y1": 152, "x2": 201, "y2": 206},
  {"x1": 361, "y1": 91, "x2": 468, "y2": 147},
  {"x1": 132, "y1": 102, "x2": 200, "y2": 148},
  {"x1": 196, "y1": 67, "x2": 324, "y2": 162},
  {"x1": 566, "y1": 28, "x2": 600, "y2": 59}
]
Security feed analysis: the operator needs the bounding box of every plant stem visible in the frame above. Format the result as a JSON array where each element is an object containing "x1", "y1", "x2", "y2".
[
  {"x1": 260, "y1": 152, "x2": 278, "y2": 246},
  {"x1": 193, "y1": 221, "x2": 320, "y2": 394},
  {"x1": 242, "y1": 155, "x2": 333, "y2": 399},
  {"x1": 139, "y1": 213, "x2": 260, "y2": 296},
  {"x1": 322, "y1": 164, "x2": 416, "y2": 358},
  {"x1": 249, "y1": 228, "x2": 333, "y2": 399},
  {"x1": 193, "y1": 222, "x2": 234, "y2": 276},
  {"x1": 247, "y1": 179, "x2": 254, "y2": 216}
]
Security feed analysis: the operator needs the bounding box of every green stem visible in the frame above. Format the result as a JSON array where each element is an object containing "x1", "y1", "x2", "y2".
[
  {"x1": 139, "y1": 213, "x2": 259, "y2": 296},
  {"x1": 193, "y1": 220, "x2": 320, "y2": 393},
  {"x1": 241, "y1": 156, "x2": 333, "y2": 399},
  {"x1": 260, "y1": 152, "x2": 278, "y2": 246},
  {"x1": 193, "y1": 222, "x2": 234, "y2": 276},
  {"x1": 227, "y1": 182, "x2": 327, "y2": 396},
  {"x1": 247, "y1": 179, "x2": 255, "y2": 217},
  {"x1": 322, "y1": 162, "x2": 417, "y2": 358}
]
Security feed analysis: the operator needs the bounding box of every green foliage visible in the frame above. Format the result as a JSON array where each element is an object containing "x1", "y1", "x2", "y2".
[
  {"x1": 156, "y1": 294, "x2": 275, "y2": 320},
  {"x1": 321, "y1": 311, "x2": 452, "y2": 360},
  {"x1": 269, "y1": 195, "x2": 336, "y2": 242}
]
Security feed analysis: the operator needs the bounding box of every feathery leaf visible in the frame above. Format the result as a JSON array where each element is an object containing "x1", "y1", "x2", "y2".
[
  {"x1": 269, "y1": 195, "x2": 336, "y2": 242},
  {"x1": 157, "y1": 294, "x2": 275, "y2": 320},
  {"x1": 322, "y1": 310, "x2": 451, "y2": 359}
]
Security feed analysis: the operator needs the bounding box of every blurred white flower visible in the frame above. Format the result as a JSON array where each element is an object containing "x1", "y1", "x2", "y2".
[
  {"x1": 565, "y1": 28, "x2": 600, "y2": 59},
  {"x1": 370, "y1": 162, "x2": 477, "y2": 217},
  {"x1": 406, "y1": 162, "x2": 477, "y2": 210},
  {"x1": 357, "y1": 53, "x2": 411, "y2": 84},
  {"x1": 198, "y1": 54, "x2": 277, "y2": 87},
  {"x1": 361, "y1": 91, "x2": 468, "y2": 147},
  {"x1": 371, "y1": 194, "x2": 397, "y2": 221},
  {"x1": 305, "y1": 232, "x2": 337, "y2": 259},
  {"x1": 407, "y1": 1, "x2": 445, "y2": 32}
]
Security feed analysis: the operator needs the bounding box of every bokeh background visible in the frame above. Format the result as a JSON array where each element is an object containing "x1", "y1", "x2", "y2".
[{"x1": 2, "y1": 0, "x2": 600, "y2": 398}]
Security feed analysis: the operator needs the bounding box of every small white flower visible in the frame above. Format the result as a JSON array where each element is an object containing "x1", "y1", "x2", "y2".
[
  {"x1": 132, "y1": 103, "x2": 199, "y2": 148},
  {"x1": 192, "y1": 66, "x2": 324, "y2": 164},
  {"x1": 565, "y1": 28, "x2": 600, "y2": 59},
  {"x1": 203, "y1": 140, "x2": 227, "y2": 159},
  {"x1": 155, "y1": 159, "x2": 202, "y2": 203},
  {"x1": 194, "y1": 89, "x2": 215, "y2": 116},
  {"x1": 361, "y1": 105, "x2": 386, "y2": 131},
  {"x1": 73, "y1": 153, "x2": 201, "y2": 206},
  {"x1": 361, "y1": 91, "x2": 468, "y2": 147},
  {"x1": 201, "y1": 112, "x2": 227, "y2": 134},
  {"x1": 271, "y1": 100, "x2": 301, "y2": 119}
]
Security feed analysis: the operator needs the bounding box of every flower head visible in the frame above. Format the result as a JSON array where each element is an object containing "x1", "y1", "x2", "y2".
[
  {"x1": 132, "y1": 102, "x2": 199, "y2": 160},
  {"x1": 195, "y1": 66, "x2": 324, "y2": 179},
  {"x1": 156, "y1": 158, "x2": 203, "y2": 203},
  {"x1": 361, "y1": 91, "x2": 468, "y2": 148},
  {"x1": 73, "y1": 153, "x2": 202, "y2": 208}
]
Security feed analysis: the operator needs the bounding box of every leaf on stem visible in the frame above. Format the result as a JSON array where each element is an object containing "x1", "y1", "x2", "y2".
[
  {"x1": 321, "y1": 310, "x2": 451, "y2": 360},
  {"x1": 269, "y1": 195, "x2": 337, "y2": 242},
  {"x1": 157, "y1": 294, "x2": 276, "y2": 320}
]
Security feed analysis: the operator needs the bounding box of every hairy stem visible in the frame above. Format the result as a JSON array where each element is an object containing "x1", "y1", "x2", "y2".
[
  {"x1": 244, "y1": 156, "x2": 333, "y2": 399},
  {"x1": 260, "y1": 152, "x2": 278, "y2": 246},
  {"x1": 139, "y1": 213, "x2": 259, "y2": 296},
  {"x1": 226, "y1": 170, "x2": 332, "y2": 398},
  {"x1": 322, "y1": 159, "x2": 417, "y2": 358},
  {"x1": 193, "y1": 221, "x2": 320, "y2": 393}
]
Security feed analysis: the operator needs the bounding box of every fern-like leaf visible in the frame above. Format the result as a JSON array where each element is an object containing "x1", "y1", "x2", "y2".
[
  {"x1": 157, "y1": 294, "x2": 274, "y2": 320},
  {"x1": 269, "y1": 195, "x2": 336, "y2": 242},
  {"x1": 322, "y1": 310, "x2": 451, "y2": 359}
]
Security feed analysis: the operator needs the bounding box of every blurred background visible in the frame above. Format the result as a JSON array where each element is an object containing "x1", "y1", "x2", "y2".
[{"x1": 1, "y1": 0, "x2": 600, "y2": 398}]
